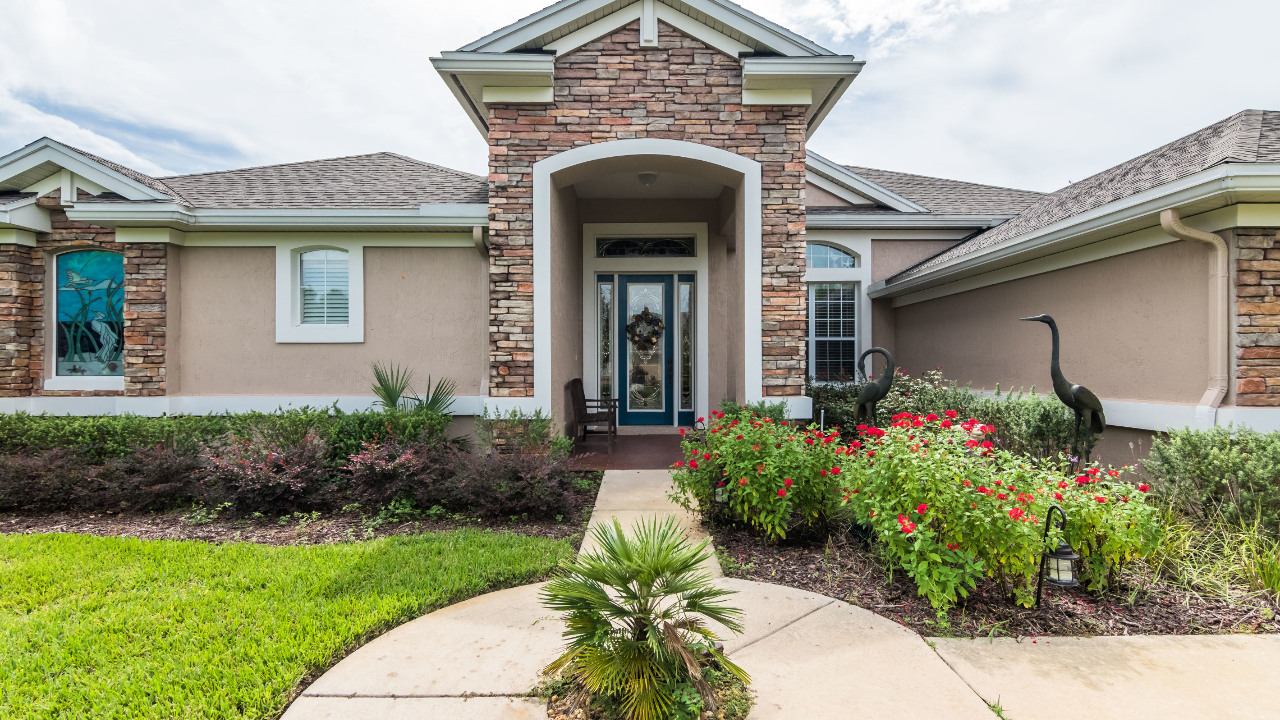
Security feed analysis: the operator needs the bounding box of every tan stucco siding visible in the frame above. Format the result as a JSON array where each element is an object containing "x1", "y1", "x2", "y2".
[
  {"x1": 806, "y1": 182, "x2": 854, "y2": 208},
  {"x1": 175, "y1": 246, "x2": 488, "y2": 396},
  {"x1": 871, "y1": 239, "x2": 959, "y2": 284},
  {"x1": 551, "y1": 187, "x2": 583, "y2": 434},
  {"x1": 893, "y1": 241, "x2": 1211, "y2": 404}
]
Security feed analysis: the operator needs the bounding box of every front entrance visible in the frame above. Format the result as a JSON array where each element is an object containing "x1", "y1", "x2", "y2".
[
  {"x1": 582, "y1": 223, "x2": 709, "y2": 427},
  {"x1": 594, "y1": 272, "x2": 697, "y2": 427}
]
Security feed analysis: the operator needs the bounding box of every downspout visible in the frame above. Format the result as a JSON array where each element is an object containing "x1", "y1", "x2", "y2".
[{"x1": 1160, "y1": 208, "x2": 1229, "y2": 429}]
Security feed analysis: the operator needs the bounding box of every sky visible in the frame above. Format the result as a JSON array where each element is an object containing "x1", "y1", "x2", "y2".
[{"x1": 0, "y1": 0, "x2": 1276, "y2": 193}]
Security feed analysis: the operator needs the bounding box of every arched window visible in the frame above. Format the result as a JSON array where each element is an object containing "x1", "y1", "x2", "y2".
[
  {"x1": 55, "y1": 250, "x2": 124, "y2": 377},
  {"x1": 299, "y1": 249, "x2": 350, "y2": 325},
  {"x1": 807, "y1": 243, "x2": 858, "y2": 269}
]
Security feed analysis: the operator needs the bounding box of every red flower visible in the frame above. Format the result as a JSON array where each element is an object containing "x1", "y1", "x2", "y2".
[
  {"x1": 912, "y1": 419, "x2": 925, "y2": 427},
  {"x1": 917, "y1": 503, "x2": 928, "y2": 514},
  {"x1": 819, "y1": 469, "x2": 827, "y2": 476},
  {"x1": 1095, "y1": 496, "x2": 1107, "y2": 503},
  {"x1": 1053, "y1": 492, "x2": 1064, "y2": 501},
  {"x1": 778, "y1": 488, "x2": 787, "y2": 498},
  {"x1": 962, "y1": 480, "x2": 972, "y2": 487},
  {"x1": 946, "y1": 543, "x2": 959, "y2": 551},
  {"x1": 702, "y1": 453, "x2": 712, "y2": 461},
  {"x1": 1108, "y1": 470, "x2": 1121, "y2": 478},
  {"x1": 736, "y1": 434, "x2": 743, "y2": 440},
  {"x1": 925, "y1": 413, "x2": 939, "y2": 422},
  {"x1": 673, "y1": 460, "x2": 683, "y2": 468},
  {"x1": 831, "y1": 466, "x2": 842, "y2": 475},
  {"x1": 996, "y1": 493, "x2": 1008, "y2": 500},
  {"x1": 784, "y1": 478, "x2": 794, "y2": 488},
  {"x1": 944, "y1": 410, "x2": 958, "y2": 419},
  {"x1": 697, "y1": 417, "x2": 705, "y2": 423},
  {"x1": 1058, "y1": 481, "x2": 1069, "y2": 489},
  {"x1": 739, "y1": 477, "x2": 748, "y2": 486},
  {"x1": 1009, "y1": 507, "x2": 1025, "y2": 520},
  {"x1": 941, "y1": 420, "x2": 953, "y2": 429},
  {"x1": 805, "y1": 437, "x2": 814, "y2": 445},
  {"x1": 1138, "y1": 484, "x2": 1150, "y2": 492},
  {"x1": 866, "y1": 450, "x2": 876, "y2": 458}
]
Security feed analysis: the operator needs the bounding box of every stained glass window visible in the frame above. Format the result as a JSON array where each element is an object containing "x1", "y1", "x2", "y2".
[
  {"x1": 596, "y1": 237, "x2": 695, "y2": 258},
  {"x1": 807, "y1": 243, "x2": 858, "y2": 269},
  {"x1": 598, "y1": 279, "x2": 614, "y2": 399},
  {"x1": 679, "y1": 281, "x2": 693, "y2": 412},
  {"x1": 300, "y1": 250, "x2": 349, "y2": 325},
  {"x1": 808, "y1": 283, "x2": 857, "y2": 381},
  {"x1": 56, "y1": 250, "x2": 124, "y2": 377}
]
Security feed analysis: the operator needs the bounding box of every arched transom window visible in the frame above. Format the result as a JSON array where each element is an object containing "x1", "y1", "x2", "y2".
[{"x1": 807, "y1": 243, "x2": 858, "y2": 269}]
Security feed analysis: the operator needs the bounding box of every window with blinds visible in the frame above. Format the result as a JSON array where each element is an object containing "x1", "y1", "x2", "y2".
[
  {"x1": 808, "y1": 283, "x2": 858, "y2": 381},
  {"x1": 299, "y1": 249, "x2": 350, "y2": 325}
]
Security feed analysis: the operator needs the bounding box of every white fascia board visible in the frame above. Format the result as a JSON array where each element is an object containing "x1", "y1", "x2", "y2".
[
  {"x1": 871, "y1": 163, "x2": 1280, "y2": 299},
  {"x1": 673, "y1": 0, "x2": 831, "y2": 56},
  {"x1": 0, "y1": 229, "x2": 37, "y2": 246},
  {"x1": 742, "y1": 56, "x2": 863, "y2": 82},
  {"x1": 546, "y1": 3, "x2": 642, "y2": 55},
  {"x1": 66, "y1": 204, "x2": 488, "y2": 231},
  {"x1": 0, "y1": 140, "x2": 171, "y2": 201},
  {"x1": 807, "y1": 213, "x2": 1010, "y2": 231},
  {"x1": 431, "y1": 52, "x2": 557, "y2": 76},
  {"x1": 0, "y1": 197, "x2": 51, "y2": 232},
  {"x1": 460, "y1": 0, "x2": 623, "y2": 52},
  {"x1": 653, "y1": 4, "x2": 752, "y2": 57},
  {"x1": 806, "y1": 152, "x2": 925, "y2": 213}
]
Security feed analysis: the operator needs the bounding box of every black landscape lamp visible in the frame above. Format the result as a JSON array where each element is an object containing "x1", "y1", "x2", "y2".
[{"x1": 1036, "y1": 505, "x2": 1080, "y2": 607}]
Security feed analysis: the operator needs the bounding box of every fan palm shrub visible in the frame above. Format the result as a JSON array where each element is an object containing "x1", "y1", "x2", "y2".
[{"x1": 541, "y1": 517, "x2": 748, "y2": 720}]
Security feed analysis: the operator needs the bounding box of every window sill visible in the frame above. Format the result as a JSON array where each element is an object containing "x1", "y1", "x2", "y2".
[
  {"x1": 275, "y1": 324, "x2": 364, "y2": 344},
  {"x1": 44, "y1": 376, "x2": 126, "y2": 391}
]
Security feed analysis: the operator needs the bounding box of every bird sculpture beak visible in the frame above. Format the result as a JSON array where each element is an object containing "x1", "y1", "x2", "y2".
[{"x1": 1019, "y1": 316, "x2": 1039, "y2": 322}]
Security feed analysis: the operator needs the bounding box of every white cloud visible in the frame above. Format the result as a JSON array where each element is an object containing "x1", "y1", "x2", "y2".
[{"x1": 0, "y1": 0, "x2": 1276, "y2": 193}]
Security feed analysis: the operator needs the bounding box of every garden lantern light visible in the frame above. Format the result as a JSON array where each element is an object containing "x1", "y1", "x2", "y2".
[{"x1": 1036, "y1": 505, "x2": 1080, "y2": 607}]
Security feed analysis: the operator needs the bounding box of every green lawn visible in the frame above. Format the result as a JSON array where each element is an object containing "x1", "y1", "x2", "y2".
[{"x1": 0, "y1": 530, "x2": 574, "y2": 719}]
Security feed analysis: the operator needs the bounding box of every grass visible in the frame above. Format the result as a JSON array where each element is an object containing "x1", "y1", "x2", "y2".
[
  {"x1": 1147, "y1": 508, "x2": 1280, "y2": 599},
  {"x1": 0, "y1": 530, "x2": 574, "y2": 719}
]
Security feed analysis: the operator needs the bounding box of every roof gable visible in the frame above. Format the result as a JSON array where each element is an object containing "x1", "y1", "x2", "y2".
[
  {"x1": 0, "y1": 138, "x2": 179, "y2": 202},
  {"x1": 461, "y1": 0, "x2": 832, "y2": 57}
]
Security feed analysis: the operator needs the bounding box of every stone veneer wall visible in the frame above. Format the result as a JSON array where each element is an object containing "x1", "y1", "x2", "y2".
[
  {"x1": 0, "y1": 195, "x2": 167, "y2": 398},
  {"x1": 486, "y1": 20, "x2": 808, "y2": 399},
  {"x1": 1235, "y1": 227, "x2": 1280, "y2": 405}
]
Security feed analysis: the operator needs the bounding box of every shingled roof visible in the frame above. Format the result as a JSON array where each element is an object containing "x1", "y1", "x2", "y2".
[
  {"x1": 891, "y1": 109, "x2": 1280, "y2": 284},
  {"x1": 842, "y1": 166, "x2": 1044, "y2": 216},
  {"x1": 158, "y1": 153, "x2": 488, "y2": 209}
]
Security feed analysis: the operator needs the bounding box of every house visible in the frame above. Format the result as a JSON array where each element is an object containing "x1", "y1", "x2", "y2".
[{"x1": 0, "y1": 0, "x2": 1277, "y2": 455}]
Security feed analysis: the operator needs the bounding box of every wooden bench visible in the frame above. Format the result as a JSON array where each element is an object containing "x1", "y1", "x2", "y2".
[{"x1": 566, "y1": 378, "x2": 618, "y2": 441}]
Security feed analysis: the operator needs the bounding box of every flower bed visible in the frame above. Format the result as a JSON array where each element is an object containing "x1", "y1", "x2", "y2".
[{"x1": 671, "y1": 410, "x2": 1161, "y2": 610}]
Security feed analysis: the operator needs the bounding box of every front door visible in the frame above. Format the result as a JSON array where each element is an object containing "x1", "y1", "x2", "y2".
[{"x1": 618, "y1": 275, "x2": 674, "y2": 425}]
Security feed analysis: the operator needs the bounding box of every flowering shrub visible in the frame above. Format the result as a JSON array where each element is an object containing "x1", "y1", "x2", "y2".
[
  {"x1": 672, "y1": 410, "x2": 1162, "y2": 609},
  {"x1": 671, "y1": 410, "x2": 848, "y2": 541}
]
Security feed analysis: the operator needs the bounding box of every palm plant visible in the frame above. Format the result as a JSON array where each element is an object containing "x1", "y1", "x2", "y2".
[
  {"x1": 419, "y1": 375, "x2": 456, "y2": 415},
  {"x1": 541, "y1": 517, "x2": 748, "y2": 720},
  {"x1": 370, "y1": 361, "x2": 414, "y2": 410}
]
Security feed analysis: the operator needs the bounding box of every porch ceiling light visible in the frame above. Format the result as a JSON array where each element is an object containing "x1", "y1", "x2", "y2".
[{"x1": 638, "y1": 172, "x2": 658, "y2": 187}]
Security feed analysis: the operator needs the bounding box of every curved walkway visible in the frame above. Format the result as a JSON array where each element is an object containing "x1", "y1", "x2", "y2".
[{"x1": 281, "y1": 470, "x2": 1280, "y2": 719}]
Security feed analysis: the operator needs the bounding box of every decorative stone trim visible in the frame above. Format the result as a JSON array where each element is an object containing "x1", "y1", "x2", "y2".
[
  {"x1": 486, "y1": 20, "x2": 807, "y2": 400},
  {"x1": 0, "y1": 196, "x2": 168, "y2": 398},
  {"x1": 1234, "y1": 227, "x2": 1280, "y2": 406}
]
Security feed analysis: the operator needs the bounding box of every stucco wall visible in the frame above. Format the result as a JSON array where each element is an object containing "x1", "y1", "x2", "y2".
[
  {"x1": 806, "y1": 182, "x2": 853, "y2": 208},
  {"x1": 871, "y1": 239, "x2": 958, "y2": 284},
  {"x1": 893, "y1": 241, "x2": 1211, "y2": 404},
  {"x1": 175, "y1": 245, "x2": 488, "y2": 396},
  {"x1": 551, "y1": 187, "x2": 583, "y2": 434}
]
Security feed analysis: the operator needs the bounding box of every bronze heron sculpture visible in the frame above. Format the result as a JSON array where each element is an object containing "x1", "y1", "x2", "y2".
[
  {"x1": 854, "y1": 347, "x2": 895, "y2": 425},
  {"x1": 1020, "y1": 314, "x2": 1105, "y2": 466}
]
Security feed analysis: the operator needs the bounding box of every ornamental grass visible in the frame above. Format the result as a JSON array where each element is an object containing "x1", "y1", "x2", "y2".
[{"x1": 671, "y1": 409, "x2": 1162, "y2": 610}]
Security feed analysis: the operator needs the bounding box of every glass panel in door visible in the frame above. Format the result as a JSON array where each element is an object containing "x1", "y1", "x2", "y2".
[{"x1": 618, "y1": 275, "x2": 673, "y2": 425}]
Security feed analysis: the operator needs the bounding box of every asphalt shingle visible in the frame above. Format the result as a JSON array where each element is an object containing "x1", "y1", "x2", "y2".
[
  {"x1": 841, "y1": 166, "x2": 1044, "y2": 216},
  {"x1": 158, "y1": 153, "x2": 488, "y2": 209},
  {"x1": 890, "y1": 109, "x2": 1280, "y2": 284}
]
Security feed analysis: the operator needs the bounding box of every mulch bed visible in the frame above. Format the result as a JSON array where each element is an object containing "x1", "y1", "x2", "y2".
[
  {"x1": 0, "y1": 511, "x2": 587, "y2": 546},
  {"x1": 714, "y1": 525, "x2": 1280, "y2": 638}
]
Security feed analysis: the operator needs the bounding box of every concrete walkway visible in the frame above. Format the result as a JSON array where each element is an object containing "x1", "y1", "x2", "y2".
[{"x1": 281, "y1": 470, "x2": 1280, "y2": 719}]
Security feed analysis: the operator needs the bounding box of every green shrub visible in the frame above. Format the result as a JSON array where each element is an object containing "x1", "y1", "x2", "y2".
[
  {"x1": 718, "y1": 398, "x2": 788, "y2": 424},
  {"x1": 809, "y1": 369, "x2": 1093, "y2": 463},
  {"x1": 672, "y1": 410, "x2": 1162, "y2": 609},
  {"x1": 541, "y1": 517, "x2": 748, "y2": 720},
  {"x1": 1145, "y1": 425, "x2": 1280, "y2": 534}
]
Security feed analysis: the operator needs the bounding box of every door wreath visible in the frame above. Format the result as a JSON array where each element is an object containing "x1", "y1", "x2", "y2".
[{"x1": 625, "y1": 306, "x2": 665, "y2": 361}]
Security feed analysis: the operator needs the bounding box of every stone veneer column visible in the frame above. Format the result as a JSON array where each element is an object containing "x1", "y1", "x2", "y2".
[
  {"x1": 485, "y1": 20, "x2": 807, "y2": 401},
  {"x1": 121, "y1": 242, "x2": 168, "y2": 396},
  {"x1": 0, "y1": 243, "x2": 38, "y2": 397},
  {"x1": 1235, "y1": 227, "x2": 1280, "y2": 405}
]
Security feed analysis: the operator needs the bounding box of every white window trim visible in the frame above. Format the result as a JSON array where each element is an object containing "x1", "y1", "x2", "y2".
[
  {"x1": 275, "y1": 241, "x2": 364, "y2": 343},
  {"x1": 803, "y1": 235, "x2": 872, "y2": 382},
  {"x1": 45, "y1": 248, "x2": 127, "y2": 391},
  {"x1": 580, "y1": 222, "x2": 711, "y2": 425}
]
